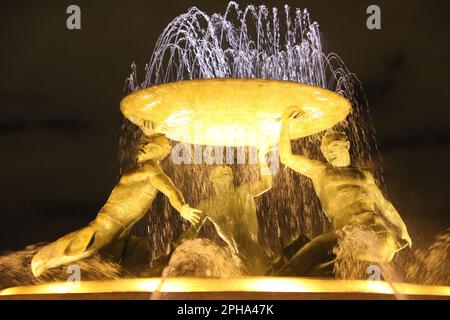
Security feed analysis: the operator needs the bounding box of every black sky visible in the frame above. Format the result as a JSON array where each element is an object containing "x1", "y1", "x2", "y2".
[{"x1": 0, "y1": 0, "x2": 449, "y2": 252}]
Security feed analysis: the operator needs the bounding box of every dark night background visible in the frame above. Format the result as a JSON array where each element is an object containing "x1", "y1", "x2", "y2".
[{"x1": 0, "y1": 0, "x2": 449, "y2": 253}]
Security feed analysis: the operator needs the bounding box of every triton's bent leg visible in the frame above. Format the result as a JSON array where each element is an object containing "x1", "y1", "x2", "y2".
[{"x1": 275, "y1": 232, "x2": 337, "y2": 276}]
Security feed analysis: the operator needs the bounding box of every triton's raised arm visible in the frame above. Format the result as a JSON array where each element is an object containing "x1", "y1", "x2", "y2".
[
  {"x1": 242, "y1": 145, "x2": 273, "y2": 197},
  {"x1": 279, "y1": 108, "x2": 325, "y2": 179}
]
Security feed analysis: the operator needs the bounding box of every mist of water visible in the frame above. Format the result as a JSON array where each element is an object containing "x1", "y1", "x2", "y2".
[
  {"x1": 333, "y1": 227, "x2": 450, "y2": 287},
  {"x1": 0, "y1": 244, "x2": 128, "y2": 290}
]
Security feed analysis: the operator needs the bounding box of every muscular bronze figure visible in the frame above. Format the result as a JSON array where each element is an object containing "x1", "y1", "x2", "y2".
[
  {"x1": 31, "y1": 133, "x2": 201, "y2": 277},
  {"x1": 176, "y1": 148, "x2": 273, "y2": 274},
  {"x1": 276, "y1": 107, "x2": 411, "y2": 276}
]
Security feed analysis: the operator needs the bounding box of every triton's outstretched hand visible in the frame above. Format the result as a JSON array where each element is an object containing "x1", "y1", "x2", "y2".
[
  {"x1": 282, "y1": 106, "x2": 304, "y2": 121},
  {"x1": 274, "y1": 106, "x2": 304, "y2": 125},
  {"x1": 385, "y1": 205, "x2": 412, "y2": 249},
  {"x1": 180, "y1": 205, "x2": 202, "y2": 224},
  {"x1": 400, "y1": 225, "x2": 413, "y2": 248}
]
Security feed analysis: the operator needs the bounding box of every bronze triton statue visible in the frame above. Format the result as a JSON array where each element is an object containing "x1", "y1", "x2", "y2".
[
  {"x1": 31, "y1": 132, "x2": 201, "y2": 277},
  {"x1": 175, "y1": 146, "x2": 273, "y2": 275},
  {"x1": 276, "y1": 107, "x2": 411, "y2": 276}
]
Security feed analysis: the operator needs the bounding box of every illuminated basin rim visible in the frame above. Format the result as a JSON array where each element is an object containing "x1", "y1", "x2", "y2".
[
  {"x1": 1, "y1": 278, "x2": 449, "y2": 298},
  {"x1": 120, "y1": 78, "x2": 351, "y2": 146}
]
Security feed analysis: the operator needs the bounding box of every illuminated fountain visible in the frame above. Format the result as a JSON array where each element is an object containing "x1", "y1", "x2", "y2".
[{"x1": 0, "y1": 2, "x2": 448, "y2": 299}]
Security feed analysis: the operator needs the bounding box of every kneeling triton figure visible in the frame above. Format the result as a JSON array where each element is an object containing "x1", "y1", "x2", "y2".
[{"x1": 276, "y1": 107, "x2": 411, "y2": 276}]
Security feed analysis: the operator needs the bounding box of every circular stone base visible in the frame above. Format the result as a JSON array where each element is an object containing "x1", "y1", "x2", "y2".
[{"x1": 1, "y1": 277, "x2": 448, "y2": 300}]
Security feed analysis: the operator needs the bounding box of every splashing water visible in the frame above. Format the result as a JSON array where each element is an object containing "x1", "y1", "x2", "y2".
[
  {"x1": 0, "y1": 244, "x2": 128, "y2": 290},
  {"x1": 402, "y1": 228, "x2": 450, "y2": 286},
  {"x1": 121, "y1": 1, "x2": 383, "y2": 263},
  {"x1": 333, "y1": 227, "x2": 450, "y2": 287},
  {"x1": 151, "y1": 238, "x2": 245, "y2": 299},
  {"x1": 162, "y1": 239, "x2": 245, "y2": 278},
  {"x1": 333, "y1": 226, "x2": 381, "y2": 281}
]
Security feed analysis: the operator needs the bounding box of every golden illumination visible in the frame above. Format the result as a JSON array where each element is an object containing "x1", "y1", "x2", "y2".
[
  {"x1": 1, "y1": 278, "x2": 449, "y2": 298},
  {"x1": 120, "y1": 78, "x2": 351, "y2": 146}
]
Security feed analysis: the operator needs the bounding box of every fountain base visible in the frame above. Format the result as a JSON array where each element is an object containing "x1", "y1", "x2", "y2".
[{"x1": 1, "y1": 277, "x2": 448, "y2": 300}]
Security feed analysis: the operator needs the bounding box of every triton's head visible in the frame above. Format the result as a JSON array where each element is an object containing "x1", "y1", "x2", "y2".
[
  {"x1": 137, "y1": 133, "x2": 171, "y2": 163},
  {"x1": 209, "y1": 166, "x2": 234, "y2": 189},
  {"x1": 320, "y1": 131, "x2": 351, "y2": 167}
]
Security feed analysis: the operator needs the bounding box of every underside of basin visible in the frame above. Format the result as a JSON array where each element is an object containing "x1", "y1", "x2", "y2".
[{"x1": 120, "y1": 78, "x2": 351, "y2": 146}]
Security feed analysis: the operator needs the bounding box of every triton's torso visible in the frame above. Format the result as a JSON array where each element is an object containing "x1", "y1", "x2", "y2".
[
  {"x1": 101, "y1": 162, "x2": 160, "y2": 222},
  {"x1": 312, "y1": 165, "x2": 376, "y2": 228},
  {"x1": 198, "y1": 189, "x2": 258, "y2": 244},
  {"x1": 196, "y1": 187, "x2": 270, "y2": 273}
]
